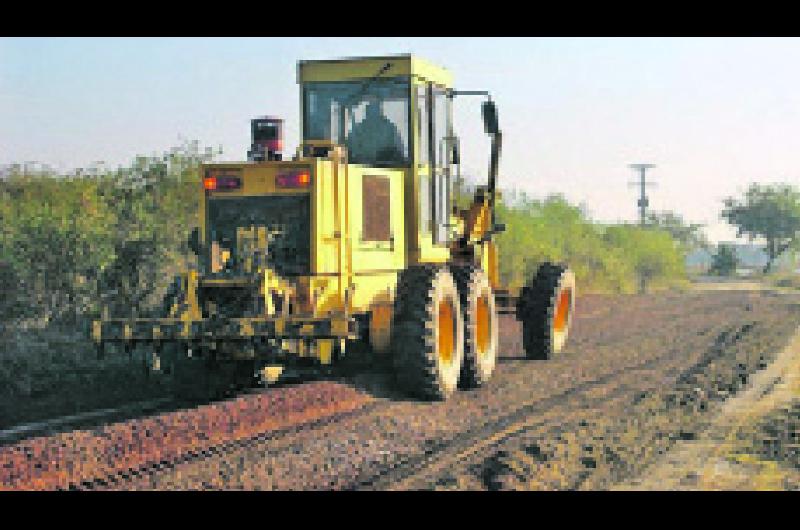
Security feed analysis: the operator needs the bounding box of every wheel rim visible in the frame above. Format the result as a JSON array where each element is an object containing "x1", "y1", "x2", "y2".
[
  {"x1": 476, "y1": 293, "x2": 492, "y2": 357},
  {"x1": 438, "y1": 299, "x2": 456, "y2": 365},
  {"x1": 553, "y1": 287, "x2": 572, "y2": 333}
]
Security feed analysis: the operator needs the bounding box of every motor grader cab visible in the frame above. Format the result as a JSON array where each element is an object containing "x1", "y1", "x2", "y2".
[{"x1": 92, "y1": 54, "x2": 576, "y2": 400}]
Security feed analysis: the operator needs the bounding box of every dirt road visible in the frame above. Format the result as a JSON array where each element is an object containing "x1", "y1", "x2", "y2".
[{"x1": 2, "y1": 290, "x2": 799, "y2": 490}]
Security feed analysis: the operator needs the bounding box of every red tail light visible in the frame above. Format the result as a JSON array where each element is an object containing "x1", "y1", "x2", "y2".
[
  {"x1": 276, "y1": 171, "x2": 311, "y2": 188},
  {"x1": 203, "y1": 175, "x2": 241, "y2": 191}
]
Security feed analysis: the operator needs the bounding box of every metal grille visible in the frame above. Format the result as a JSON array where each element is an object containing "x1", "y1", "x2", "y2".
[{"x1": 207, "y1": 195, "x2": 311, "y2": 276}]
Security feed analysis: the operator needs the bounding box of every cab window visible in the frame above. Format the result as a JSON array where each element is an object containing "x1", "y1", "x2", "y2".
[{"x1": 304, "y1": 79, "x2": 410, "y2": 167}]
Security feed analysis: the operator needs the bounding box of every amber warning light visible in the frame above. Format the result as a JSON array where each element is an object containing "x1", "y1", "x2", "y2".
[
  {"x1": 276, "y1": 171, "x2": 311, "y2": 188},
  {"x1": 203, "y1": 175, "x2": 241, "y2": 191}
]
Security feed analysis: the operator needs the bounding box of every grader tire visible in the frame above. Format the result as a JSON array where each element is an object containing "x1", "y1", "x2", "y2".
[
  {"x1": 451, "y1": 265, "x2": 498, "y2": 388},
  {"x1": 517, "y1": 263, "x2": 575, "y2": 360},
  {"x1": 391, "y1": 266, "x2": 464, "y2": 400}
]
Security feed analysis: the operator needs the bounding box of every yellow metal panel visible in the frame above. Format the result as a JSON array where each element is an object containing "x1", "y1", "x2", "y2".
[
  {"x1": 298, "y1": 54, "x2": 453, "y2": 88},
  {"x1": 348, "y1": 165, "x2": 406, "y2": 273},
  {"x1": 410, "y1": 56, "x2": 454, "y2": 87},
  {"x1": 482, "y1": 240, "x2": 501, "y2": 290},
  {"x1": 318, "y1": 339, "x2": 333, "y2": 365},
  {"x1": 349, "y1": 274, "x2": 399, "y2": 312}
]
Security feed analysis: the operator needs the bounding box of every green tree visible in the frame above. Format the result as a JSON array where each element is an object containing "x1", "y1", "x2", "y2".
[
  {"x1": 709, "y1": 243, "x2": 739, "y2": 276},
  {"x1": 722, "y1": 184, "x2": 800, "y2": 273}
]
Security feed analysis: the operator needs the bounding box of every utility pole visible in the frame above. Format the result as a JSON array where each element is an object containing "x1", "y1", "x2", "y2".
[
  {"x1": 628, "y1": 163, "x2": 657, "y2": 227},
  {"x1": 628, "y1": 163, "x2": 657, "y2": 294}
]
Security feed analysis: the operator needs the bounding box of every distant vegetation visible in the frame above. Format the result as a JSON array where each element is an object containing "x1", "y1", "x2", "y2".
[
  {"x1": 1, "y1": 144, "x2": 694, "y2": 330},
  {"x1": 493, "y1": 191, "x2": 688, "y2": 293},
  {"x1": 722, "y1": 183, "x2": 800, "y2": 273}
]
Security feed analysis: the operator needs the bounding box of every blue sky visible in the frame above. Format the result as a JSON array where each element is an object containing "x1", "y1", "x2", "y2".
[{"x1": 2, "y1": 37, "x2": 800, "y2": 243}]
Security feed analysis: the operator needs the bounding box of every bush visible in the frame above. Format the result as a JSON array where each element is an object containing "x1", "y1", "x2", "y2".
[
  {"x1": 495, "y1": 193, "x2": 688, "y2": 294},
  {"x1": 0, "y1": 142, "x2": 216, "y2": 325}
]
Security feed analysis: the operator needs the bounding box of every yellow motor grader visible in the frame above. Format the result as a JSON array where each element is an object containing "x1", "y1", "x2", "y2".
[{"x1": 92, "y1": 54, "x2": 576, "y2": 400}]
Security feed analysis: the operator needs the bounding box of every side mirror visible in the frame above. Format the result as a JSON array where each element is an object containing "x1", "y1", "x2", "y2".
[
  {"x1": 188, "y1": 227, "x2": 201, "y2": 255},
  {"x1": 482, "y1": 100, "x2": 499, "y2": 135}
]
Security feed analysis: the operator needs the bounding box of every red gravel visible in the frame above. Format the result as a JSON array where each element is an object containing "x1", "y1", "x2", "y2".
[{"x1": 0, "y1": 381, "x2": 371, "y2": 490}]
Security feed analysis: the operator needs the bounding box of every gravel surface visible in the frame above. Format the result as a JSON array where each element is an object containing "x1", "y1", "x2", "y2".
[
  {"x1": 3, "y1": 290, "x2": 799, "y2": 490},
  {"x1": 0, "y1": 382, "x2": 371, "y2": 490}
]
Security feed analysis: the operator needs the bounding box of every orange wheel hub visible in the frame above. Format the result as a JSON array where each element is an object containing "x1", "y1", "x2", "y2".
[
  {"x1": 438, "y1": 300, "x2": 455, "y2": 365},
  {"x1": 476, "y1": 293, "x2": 492, "y2": 357},
  {"x1": 553, "y1": 288, "x2": 572, "y2": 333}
]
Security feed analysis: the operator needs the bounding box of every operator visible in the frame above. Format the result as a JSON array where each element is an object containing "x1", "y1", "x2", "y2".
[{"x1": 347, "y1": 97, "x2": 404, "y2": 164}]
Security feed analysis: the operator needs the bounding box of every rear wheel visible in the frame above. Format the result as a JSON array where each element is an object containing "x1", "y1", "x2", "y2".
[
  {"x1": 391, "y1": 266, "x2": 464, "y2": 400},
  {"x1": 517, "y1": 263, "x2": 575, "y2": 360},
  {"x1": 452, "y1": 265, "x2": 498, "y2": 387}
]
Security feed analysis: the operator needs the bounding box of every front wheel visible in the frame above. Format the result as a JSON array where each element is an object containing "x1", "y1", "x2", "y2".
[{"x1": 517, "y1": 263, "x2": 576, "y2": 360}]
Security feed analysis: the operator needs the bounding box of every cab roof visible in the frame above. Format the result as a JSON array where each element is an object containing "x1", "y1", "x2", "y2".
[{"x1": 297, "y1": 54, "x2": 453, "y2": 88}]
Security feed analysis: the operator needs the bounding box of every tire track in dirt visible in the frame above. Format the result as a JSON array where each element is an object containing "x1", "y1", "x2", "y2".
[
  {"x1": 70, "y1": 400, "x2": 384, "y2": 490},
  {"x1": 120, "y1": 325, "x2": 722, "y2": 489},
  {"x1": 352, "y1": 341, "x2": 709, "y2": 490}
]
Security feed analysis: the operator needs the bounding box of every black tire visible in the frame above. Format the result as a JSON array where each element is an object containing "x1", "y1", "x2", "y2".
[
  {"x1": 391, "y1": 265, "x2": 464, "y2": 400},
  {"x1": 517, "y1": 263, "x2": 576, "y2": 360},
  {"x1": 451, "y1": 265, "x2": 498, "y2": 388}
]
